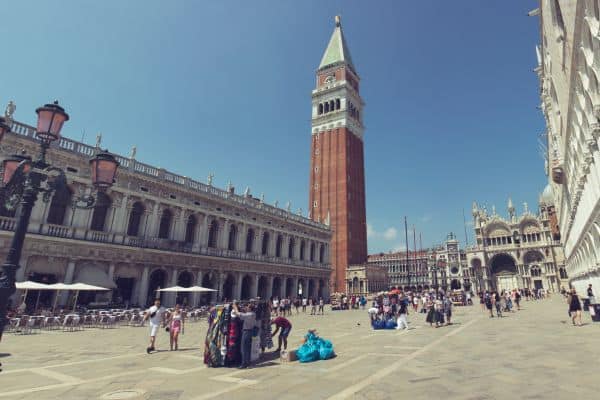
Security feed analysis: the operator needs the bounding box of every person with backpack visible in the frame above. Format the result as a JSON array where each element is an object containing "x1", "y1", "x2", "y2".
[{"x1": 143, "y1": 298, "x2": 166, "y2": 354}]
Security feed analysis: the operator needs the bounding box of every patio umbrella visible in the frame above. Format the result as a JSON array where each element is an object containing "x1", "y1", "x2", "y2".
[
  {"x1": 158, "y1": 286, "x2": 216, "y2": 292},
  {"x1": 69, "y1": 282, "x2": 109, "y2": 312},
  {"x1": 156, "y1": 286, "x2": 186, "y2": 292},
  {"x1": 15, "y1": 281, "x2": 53, "y2": 312},
  {"x1": 48, "y1": 283, "x2": 74, "y2": 312}
]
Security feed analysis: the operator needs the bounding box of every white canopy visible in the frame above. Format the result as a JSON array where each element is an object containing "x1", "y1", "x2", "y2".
[
  {"x1": 47, "y1": 283, "x2": 73, "y2": 290},
  {"x1": 68, "y1": 282, "x2": 110, "y2": 291},
  {"x1": 157, "y1": 285, "x2": 216, "y2": 292},
  {"x1": 16, "y1": 281, "x2": 53, "y2": 290},
  {"x1": 74, "y1": 265, "x2": 117, "y2": 289}
]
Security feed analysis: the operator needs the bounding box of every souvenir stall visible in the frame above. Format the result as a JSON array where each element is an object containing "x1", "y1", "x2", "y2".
[{"x1": 203, "y1": 300, "x2": 269, "y2": 368}]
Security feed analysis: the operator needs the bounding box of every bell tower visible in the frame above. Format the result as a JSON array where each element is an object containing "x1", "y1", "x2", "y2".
[{"x1": 309, "y1": 16, "x2": 367, "y2": 293}]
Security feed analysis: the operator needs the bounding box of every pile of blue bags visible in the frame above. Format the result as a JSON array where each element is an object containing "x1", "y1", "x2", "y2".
[
  {"x1": 296, "y1": 331, "x2": 335, "y2": 363},
  {"x1": 371, "y1": 319, "x2": 397, "y2": 330}
]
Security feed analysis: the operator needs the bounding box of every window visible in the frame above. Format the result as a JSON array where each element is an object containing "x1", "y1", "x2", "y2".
[
  {"x1": 261, "y1": 232, "x2": 270, "y2": 255},
  {"x1": 318, "y1": 103, "x2": 323, "y2": 115},
  {"x1": 288, "y1": 238, "x2": 295, "y2": 259},
  {"x1": 245, "y1": 228, "x2": 255, "y2": 253},
  {"x1": 335, "y1": 98, "x2": 341, "y2": 109},
  {"x1": 158, "y1": 209, "x2": 172, "y2": 239},
  {"x1": 299, "y1": 240, "x2": 305, "y2": 260},
  {"x1": 184, "y1": 215, "x2": 197, "y2": 244},
  {"x1": 313, "y1": 201, "x2": 318, "y2": 208},
  {"x1": 319, "y1": 244, "x2": 325, "y2": 263},
  {"x1": 127, "y1": 202, "x2": 145, "y2": 237},
  {"x1": 47, "y1": 186, "x2": 72, "y2": 225},
  {"x1": 90, "y1": 192, "x2": 111, "y2": 232},
  {"x1": 276, "y1": 235, "x2": 283, "y2": 257},
  {"x1": 314, "y1": 167, "x2": 319, "y2": 173},
  {"x1": 208, "y1": 220, "x2": 219, "y2": 248},
  {"x1": 310, "y1": 243, "x2": 315, "y2": 262},
  {"x1": 227, "y1": 224, "x2": 237, "y2": 250}
]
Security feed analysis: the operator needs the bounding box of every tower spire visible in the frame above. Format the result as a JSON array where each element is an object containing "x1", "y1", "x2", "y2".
[{"x1": 319, "y1": 15, "x2": 355, "y2": 72}]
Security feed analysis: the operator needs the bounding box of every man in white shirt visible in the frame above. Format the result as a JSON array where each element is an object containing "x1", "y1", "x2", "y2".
[
  {"x1": 143, "y1": 299, "x2": 165, "y2": 354},
  {"x1": 302, "y1": 297, "x2": 308, "y2": 312}
]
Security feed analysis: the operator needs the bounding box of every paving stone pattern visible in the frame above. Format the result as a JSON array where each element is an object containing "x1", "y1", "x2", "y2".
[{"x1": 1, "y1": 296, "x2": 599, "y2": 400}]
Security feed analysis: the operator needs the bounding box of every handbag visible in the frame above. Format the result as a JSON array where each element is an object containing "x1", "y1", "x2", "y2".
[{"x1": 165, "y1": 326, "x2": 170, "y2": 332}]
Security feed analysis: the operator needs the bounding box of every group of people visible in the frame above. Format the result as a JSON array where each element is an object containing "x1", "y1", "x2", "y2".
[
  {"x1": 271, "y1": 296, "x2": 325, "y2": 316},
  {"x1": 564, "y1": 284, "x2": 596, "y2": 327},
  {"x1": 479, "y1": 290, "x2": 522, "y2": 318},
  {"x1": 143, "y1": 299, "x2": 185, "y2": 353}
]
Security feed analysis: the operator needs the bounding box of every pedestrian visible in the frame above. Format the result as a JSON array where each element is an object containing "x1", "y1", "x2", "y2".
[
  {"x1": 396, "y1": 295, "x2": 409, "y2": 330},
  {"x1": 143, "y1": 299, "x2": 166, "y2": 354},
  {"x1": 443, "y1": 296, "x2": 452, "y2": 325},
  {"x1": 485, "y1": 292, "x2": 494, "y2": 318},
  {"x1": 310, "y1": 298, "x2": 317, "y2": 315},
  {"x1": 494, "y1": 292, "x2": 502, "y2": 318},
  {"x1": 479, "y1": 292, "x2": 486, "y2": 311},
  {"x1": 167, "y1": 303, "x2": 185, "y2": 351},
  {"x1": 568, "y1": 289, "x2": 583, "y2": 326},
  {"x1": 587, "y1": 284, "x2": 595, "y2": 305},
  {"x1": 302, "y1": 297, "x2": 308, "y2": 312},
  {"x1": 514, "y1": 289, "x2": 521, "y2": 310},
  {"x1": 318, "y1": 297, "x2": 325, "y2": 315},
  {"x1": 271, "y1": 316, "x2": 292, "y2": 352},
  {"x1": 232, "y1": 302, "x2": 257, "y2": 369}
]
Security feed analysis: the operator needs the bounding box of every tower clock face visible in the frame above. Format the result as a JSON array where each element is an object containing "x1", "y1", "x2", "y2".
[{"x1": 325, "y1": 75, "x2": 336, "y2": 84}]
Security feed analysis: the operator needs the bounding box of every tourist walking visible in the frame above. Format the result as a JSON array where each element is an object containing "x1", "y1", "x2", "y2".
[
  {"x1": 443, "y1": 296, "x2": 452, "y2": 325},
  {"x1": 494, "y1": 292, "x2": 502, "y2": 318},
  {"x1": 310, "y1": 298, "x2": 317, "y2": 315},
  {"x1": 143, "y1": 299, "x2": 166, "y2": 354},
  {"x1": 485, "y1": 293, "x2": 494, "y2": 318},
  {"x1": 302, "y1": 297, "x2": 308, "y2": 312},
  {"x1": 568, "y1": 289, "x2": 583, "y2": 326},
  {"x1": 318, "y1": 297, "x2": 325, "y2": 315},
  {"x1": 232, "y1": 302, "x2": 257, "y2": 369},
  {"x1": 396, "y1": 296, "x2": 409, "y2": 330},
  {"x1": 271, "y1": 316, "x2": 292, "y2": 351},
  {"x1": 587, "y1": 284, "x2": 595, "y2": 305},
  {"x1": 167, "y1": 304, "x2": 185, "y2": 351}
]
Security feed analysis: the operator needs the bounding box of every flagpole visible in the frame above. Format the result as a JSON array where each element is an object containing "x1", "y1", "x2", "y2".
[{"x1": 404, "y1": 217, "x2": 409, "y2": 288}]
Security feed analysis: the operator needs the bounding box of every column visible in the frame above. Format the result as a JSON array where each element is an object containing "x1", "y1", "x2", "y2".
[
  {"x1": 253, "y1": 228, "x2": 262, "y2": 254},
  {"x1": 218, "y1": 219, "x2": 229, "y2": 249},
  {"x1": 168, "y1": 268, "x2": 179, "y2": 306},
  {"x1": 235, "y1": 273, "x2": 243, "y2": 301},
  {"x1": 266, "y1": 276, "x2": 274, "y2": 299},
  {"x1": 195, "y1": 215, "x2": 208, "y2": 251},
  {"x1": 192, "y1": 270, "x2": 203, "y2": 307},
  {"x1": 107, "y1": 262, "x2": 116, "y2": 302},
  {"x1": 269, "y1": 230, "x2": 277, "y2": 256},
  {"x1": 237, "y1": 223, "x2": 246, "y2": 251},
  {"x1": 138, "y1": 266, "x2": 150, "y2": 306},
  {"x1": 251, "y1": 274, "x2": 259, "y2": 299},
  {"x1": 59, "y1": 260, "x2": 77, "y2": 306}
]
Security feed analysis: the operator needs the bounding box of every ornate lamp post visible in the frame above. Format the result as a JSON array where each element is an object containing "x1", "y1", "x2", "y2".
[{"x1": 0, "y1": 102, "x2": 119, "y2": 336}]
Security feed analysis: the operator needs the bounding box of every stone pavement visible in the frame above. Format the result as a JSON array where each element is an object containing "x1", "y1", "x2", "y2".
[{"x1": 1, "y1": 296, "x2": 599, "y2": 400}]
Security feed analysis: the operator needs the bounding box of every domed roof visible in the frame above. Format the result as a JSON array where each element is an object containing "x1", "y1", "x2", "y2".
[{"x1": 540, "y1": 184, "x2": 554, "y2": 205}]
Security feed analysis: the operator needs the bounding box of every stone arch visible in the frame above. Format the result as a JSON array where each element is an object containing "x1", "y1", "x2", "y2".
[
  {"x1": 176, "y1": 270, "x2": 194, "y2": 305},
  {"x1": 318, "y1": 279, "x2": 325, "y2": 298},
  {"x1": 272, "y1": 277, "x2": 282, "y2": 298},
  {"x1": 158, "y1": 208, "x2": 173, "y2": 239},
  {"x1": 310, "y1": 243, "x2": 316, "y2": 262},
  {"x1": 261, "y1": 232, "x2": 270, "y2": 255},
  {"x1": 352, "y1": 277, "x2": 359, "y2": 294},
  {"x1": 319, "y1": 244, "x2": 325, "y2": 263},
  {"x1": 222, "y1": 273, "x2": 236, "y2": 301},
  {"x1": 285, "y1": 277, "x2": 294, "y2": 298},
  {"x1": 227, "y1": 224, "x2": 237, "y2": 250},
  {"x1": 147, "y1": 268, "x2": 167, "y2": 305},
  {"x1": 519, "y1": 218, "x2": 541, "y2": 234},
  {"x1": 490, "y1": 253, "x2": 517, "y2": 275},
  {"x1": 241, "y1": 275, "x2": 253, "y2": 300},
  {"x1": 47, "y1": 185, "x2": 73, "y2": 225},
  {"x1": 184, "y1": 214, "x2": 197, "y2": 244},
  {"x1": 201, "y1": 273, "x2": 216, "y2": 304},
  {"x1": 246, "y1": 228, "x2": 255, "y2": 253},
  {"x1": 127, "y1": 202, "x2": 145, "y2": 237},
  {"x1": 90, "y1": 192, "x2": 112, "y2": 232},
  {"x1": 276, "y1": 235, "x2": 284, "y2": 257},
  {"x1": 297, "y1": 278, "x2": 306, "y2": 297},
  {"x1": 207, "y1": 219, "x2": 219, "y2": 248},
  {"x1": 308, "y1": 278, "x2": 316, "y2": 298},
  {"x1": 484, "y1": 221, "x2": 511, "y2": 236},
  {"x1": 257, "y1": 276, "x2": 269, "y2": 299},
  {"x1": 523, "y1": 250, "x2": 544, "y2": 265},
  {"x1": 318, "y1": 103, "x2": 323, "y2": 115},
  {"x1": 288, "y1": 238, "x2": 295, "y2": 259},
  {"x1": 299, "y1": 240, "x2": 306, "y2": 261}
]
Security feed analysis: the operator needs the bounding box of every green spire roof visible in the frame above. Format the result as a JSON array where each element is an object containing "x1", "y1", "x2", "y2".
[{"x1": 318, "y1": 16, "x2": 356, "y2": 72}]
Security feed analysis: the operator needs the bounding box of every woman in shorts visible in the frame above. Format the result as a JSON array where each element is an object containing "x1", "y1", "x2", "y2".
[{"x1": 168, "y1": 304, "x2": 184, "y2": 351}]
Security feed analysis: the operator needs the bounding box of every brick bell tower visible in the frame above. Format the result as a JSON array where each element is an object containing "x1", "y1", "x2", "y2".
[{"x1": 309, "y1": 16, "x2": 368, "y2": 293}]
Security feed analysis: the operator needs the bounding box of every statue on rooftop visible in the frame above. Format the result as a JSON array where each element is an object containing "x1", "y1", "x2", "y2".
[
  {"x1": 4, "y1": 100, "x2": 15, "y2": 123},
  {"x1": 207, "y1": 173, "x2": 214, "y2": 186},
  {"x1": 95, "y1": 133, "x2": 102, "y2": 148},
  {"x1": 129, "y1": 145, "x2": 137, "y2": 159}
]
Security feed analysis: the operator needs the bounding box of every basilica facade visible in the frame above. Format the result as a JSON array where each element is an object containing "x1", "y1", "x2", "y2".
[
  {"x1": 466, "y1": 197, "x2": 567, "y2": 293},
  {"x1": 0, "y1": 120, "x2": 332, "y2": 308}
]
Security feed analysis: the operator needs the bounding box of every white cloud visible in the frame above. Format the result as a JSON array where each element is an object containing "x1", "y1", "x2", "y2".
[
  {"x1": 367, "y1": 223, "x2": 375, "y2": 238},
  {"x1": 420, "y1": 214, "x2": 432, "y2": 223},
  {"x1": 383, "y1": 227, "x2": 398, "y2": 240},
  {"x1": 392, "y1": 242, "x2": 407, "y2": 252}
]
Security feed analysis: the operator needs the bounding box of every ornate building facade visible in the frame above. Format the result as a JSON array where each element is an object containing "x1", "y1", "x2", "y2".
[
  {"x1": 466, "y1": 198, "x2": 566, "y2": 293},
  {"x1": 367, "y1": 250, "x2": 431, "y2": 290},
  {"x1": 310, "y1": 16, "x2": 368, "y2": 293},
  {"x1": 346, "y1": 264, "x2": 388, "y2": 295},
  {"x1": 432, "y1": 233, "x2": 471, "y2": 292},
  {"x1": 0, "y1": 119, "x2": 332, "y2": 308},
  {"x1": 535, "y1": 0, "x2": 600, "y2": 293}
]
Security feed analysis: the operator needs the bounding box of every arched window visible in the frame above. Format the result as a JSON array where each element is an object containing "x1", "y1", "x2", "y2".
[
  {"x1": 246, "y1": 228, "x2": 255, "y2": 253},
  {"x1": 310, "y1": 243, "x2": 315, "y2": 262},
  {"x1": 184, "y1": 215, "x2": 196, "y2": 244},
  {"x1": 299, "y1": 240, "x2": 305, "y2": 261},
  {"x1": 335, "y1": 99, "x2": 340, "y2": 110},
  {"x1": 288, "y1": 238, "x2": 295, "y2": 259},
  {"x1": 90, "y1": 192, "x2": 111, "y2": 231},
  {"x1": 330, "y1": 100, "x2": 335, "y2": 111},
  {"x1": 127, "y1": 202, "x2": 145, "y2": 237},
  {"x1": 207, "y1": 220, "x2": 219, "y2": 248},
  {"x1": 276, "y1": 235, "x2": 283, "y2": 257},
  {"x1": 158, "y1": 209, "x2": 172, "y2": 239},
  {"x1": 47, "y1": 186, "x2": 72, "y2": 225},
  {"x1": 228, "y1": 224, "x2": 237, "y2": 251},
  {"x1": 319, "y1": 244, "x2": 325, "y2": 263},
  {"x1": 261, "y1": 232, "x2": 270, "y2": 255},
  {"x1": 559, "y1": 267, "x2": 568, "y2": 279},
  {"x1": 324, "y1": 102, "x2": 329, "y2": 113},
  {"x1": 318, "y1": 104, "x2": 323, "y2": 115}
]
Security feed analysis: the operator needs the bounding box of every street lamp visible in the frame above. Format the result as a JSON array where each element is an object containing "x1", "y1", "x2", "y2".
[{"x1": 0, "y1": 101, "x2": 119, "y2": 336}]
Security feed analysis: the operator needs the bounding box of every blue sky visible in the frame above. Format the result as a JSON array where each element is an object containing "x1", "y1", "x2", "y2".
[{"x1": 0, "y1": 0, "x2": 546, "y2": 253}]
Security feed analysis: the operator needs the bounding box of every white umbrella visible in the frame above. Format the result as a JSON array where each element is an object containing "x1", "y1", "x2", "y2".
[
  {"x1": 16, "y1": 281, "x2": 54, "y2": 312},
  {"x1": 186, "y1": 286, "x2": 216, "y2": 292},
  {"x1": 157, "y1": 286, "x2": 215, "y2": 292},
  {"x1": 156, "y1": 286, "x2": 186, "y2": 292},
  {"x1": 69, "y1": 282, "x2": 109, "y2": 311}
]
